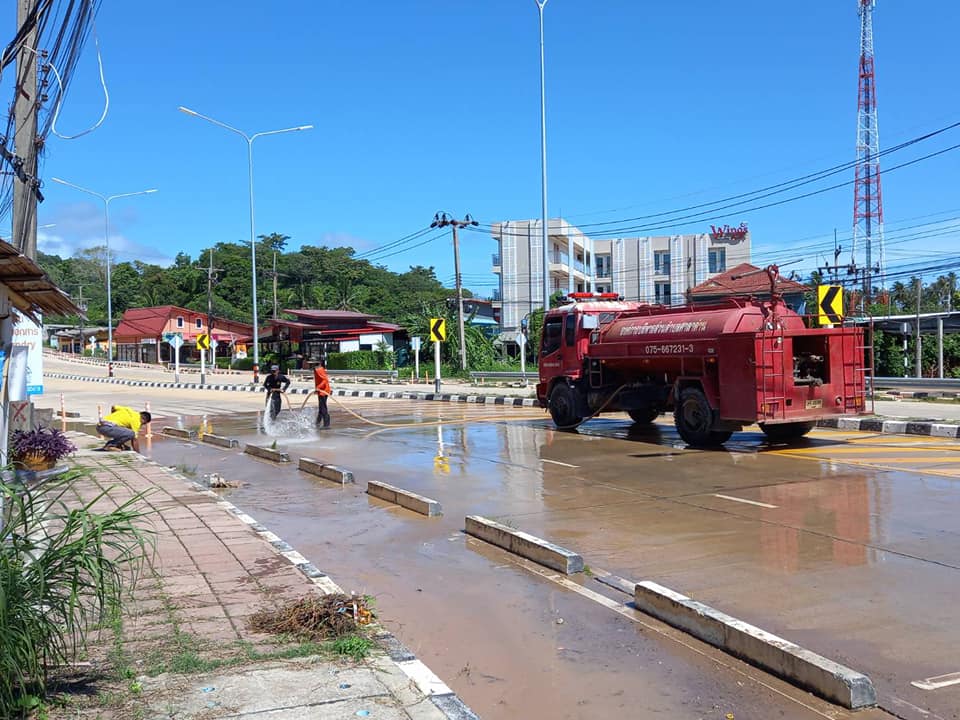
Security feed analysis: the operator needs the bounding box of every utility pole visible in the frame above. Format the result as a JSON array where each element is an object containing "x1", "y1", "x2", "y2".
[
  {"x1": 431, "y1": 212, "x2": 479, "y2": 370},
  {"x1": 271, "y1": 252, "x2": 279, "y2": 320},
  {"x1": 13, "y1": 0, "x2": 41, "y2": 259}
]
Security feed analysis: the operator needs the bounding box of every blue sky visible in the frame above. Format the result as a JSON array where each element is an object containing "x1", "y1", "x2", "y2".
[{"x1": 28, "y1": 1, "x2": 960, "y2": 299}]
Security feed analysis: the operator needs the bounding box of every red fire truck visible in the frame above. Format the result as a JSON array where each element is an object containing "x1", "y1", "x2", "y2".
[{"x1": 537, "y1": 268, "x2": 868, "y2": 445}]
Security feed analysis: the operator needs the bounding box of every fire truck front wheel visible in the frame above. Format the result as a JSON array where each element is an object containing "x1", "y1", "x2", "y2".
[
  {"x1": 549, "y1": 384, "x2": 583, "y2": 431},
  {"x1": 760, "y1": 421, "x2": 816, "y2": 442},
  {"x1": 674, "y1": 387, "x2": 732, "y2": 447}
]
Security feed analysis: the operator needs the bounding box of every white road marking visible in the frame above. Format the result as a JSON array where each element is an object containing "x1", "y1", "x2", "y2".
[
  {"x1": 912, "y1": 671, "x2": 960, "y2": 690},
  {"x1": 542, "y1": 459, "x2": 579, "y2": 468},
  {"x1": 712, "y1": 493, "x2": 778, "y2": 509}
]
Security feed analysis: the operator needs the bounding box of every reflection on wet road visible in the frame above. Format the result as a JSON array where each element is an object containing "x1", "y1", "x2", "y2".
[{"x1": 144, "y1": 398, "x2": 959, "y2": 720}]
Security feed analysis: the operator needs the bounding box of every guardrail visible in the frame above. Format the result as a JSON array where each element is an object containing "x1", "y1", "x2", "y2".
[
  {"x1": 469, "y1": 371, "x2": 536, "y2": 384},
  {"x1": 289, "y1": 369, "x2": 399, "y2": 382},
  {"x1": 869, "y1": 377, "x2": 960, "y2": 390}
]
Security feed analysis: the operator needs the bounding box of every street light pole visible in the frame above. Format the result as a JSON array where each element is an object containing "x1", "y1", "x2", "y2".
[
  {"x1": 51, "y1": 178, "x2": 157, "y2": 377},
  {"x1": 536, "y1": 0, "x2": 550, "y2": 312},
  {"x1": 431, "y1": 212, "x2": 479, "y2": 370},
  {"x1": 178, "y1": 106, "x2": 312, "y2": 383}
]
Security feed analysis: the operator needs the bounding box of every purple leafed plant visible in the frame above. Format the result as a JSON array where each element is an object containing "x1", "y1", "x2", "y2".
[{"x1": 11, "y1": 425, "x2": 77, "y2": 462}]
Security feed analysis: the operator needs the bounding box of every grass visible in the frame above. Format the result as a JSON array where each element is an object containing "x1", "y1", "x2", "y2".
[
  {"x1": 0, "y1": 470, "x2": 153, "y2": 717},
  {"x1": 330, "y1": 635, "x2": 374, "y2": 661}
]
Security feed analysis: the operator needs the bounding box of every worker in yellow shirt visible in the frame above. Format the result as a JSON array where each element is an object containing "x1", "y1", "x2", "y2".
[{"x1": 96, "y1": 405, "x2": 151, "y2": 452}]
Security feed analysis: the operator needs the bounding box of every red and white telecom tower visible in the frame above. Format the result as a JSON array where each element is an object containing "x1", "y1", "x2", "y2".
[{"x1": 852, "y1": 0, "x2": 885, "y2": 299}]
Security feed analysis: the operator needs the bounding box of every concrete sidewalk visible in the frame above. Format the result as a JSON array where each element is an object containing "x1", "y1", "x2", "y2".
[{"x1": 53, "y1": 432, "x2": 476, "y2": 719}]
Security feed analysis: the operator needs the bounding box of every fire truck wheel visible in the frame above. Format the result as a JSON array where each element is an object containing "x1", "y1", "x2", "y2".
[
  {"x1": 674, "y1": 387, "x2": 731, "y2": 446},
  {"x1": 760, "y1": 421, "x2": 816, "y2": 442},
  {"x1": 628, "y1": 407, "x2": 660, "y2": 424},
  {"x1": 549, "y1": 384, "x2": 583, "y2": 431}
]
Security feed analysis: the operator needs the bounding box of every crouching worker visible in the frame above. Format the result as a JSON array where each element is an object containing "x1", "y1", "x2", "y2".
[{"x1": 97, "y1": 405, "x2": 151, "y2": 452}]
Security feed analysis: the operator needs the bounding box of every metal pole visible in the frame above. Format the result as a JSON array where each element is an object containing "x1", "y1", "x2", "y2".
[
  {"x1": 937, "y1": 316, "x2": 944, "y2": 379},
  {"x1": 176, "y1": 108, "x2": 312, "y2": 383},
  {"x1": 452, "y1": 224, "x2": 468, "y2": 370},
  {"x1": 434, "y1": 340, "x2": 441, "y2": 394},
  {"x1": 536, "y1": 0, "x2": 550, "y2": 312},
  {"x1": 915, "y1": 278, "x2": 922, "y2": 379},
  {"x1": 104, "y1": 197, "x2": 113, "y2": 376},
  {"x1": 247, "y1": 137, "x2": 260, "y2": 384}
]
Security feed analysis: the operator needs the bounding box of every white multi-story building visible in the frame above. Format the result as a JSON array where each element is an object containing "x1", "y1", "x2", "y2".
[{"x1": 491, "y1": 219, "x2": 751, "y2": 333}]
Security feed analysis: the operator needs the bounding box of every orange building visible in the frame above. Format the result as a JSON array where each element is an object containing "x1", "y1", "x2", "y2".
[{"x1": 113, "y1": 305, "x2": 252, "y2": 364}]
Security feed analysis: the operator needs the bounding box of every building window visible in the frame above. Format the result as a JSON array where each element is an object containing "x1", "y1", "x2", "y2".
[
  {"x1": 176, "y1": 316, "x2": 184, "y2": 328},
  {"x1": 654, "y1": 250, "x2": 671, "y2": 276},
  {"x1": 655, "y1": 282, "x2": 672, "y2": 304},
  {"x1": 195, "y1": 318, "x2": 203, "y2": 329},
  {"x1": 709, "y1": 247, "x2": 726, "y2": 274}
]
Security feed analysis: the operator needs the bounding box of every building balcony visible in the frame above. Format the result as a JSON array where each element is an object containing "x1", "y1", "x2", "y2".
[
  {"x1": 492, "y1": 253, "x2": 501, "y2": 272},
  {"x1": 549, "y1": 250, "x2": 569, "y2": 266},
  {"x1": 596, "y1": 268, "x2": 611, "y2": 278},
  {"x1": 492, "y1": 288, "x2": 501, "y2": 301}
]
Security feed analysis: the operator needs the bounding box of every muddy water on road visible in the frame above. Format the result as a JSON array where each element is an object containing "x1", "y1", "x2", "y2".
[{"x1": 143, "y1": 406, "x2": 904, "y2": 720}]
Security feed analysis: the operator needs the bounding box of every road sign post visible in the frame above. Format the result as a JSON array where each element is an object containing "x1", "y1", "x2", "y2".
[
  {"x1": 164, "y1": 332, "x2": 184, "y2": 382},
  {"x1": 411, "y1": 336, "x2": 421, "y2": 381},
  {"x1": 517, "y1": 332, "x2": 527, "y2": 385},
  {"x1": 429, "y1": 319, "x2": 446, "y2": 393}
]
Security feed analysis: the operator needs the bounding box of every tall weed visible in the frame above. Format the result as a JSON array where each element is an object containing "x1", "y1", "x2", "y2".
[{"x1": 0, "y1": 471, "x2": 153, "y2": 716}]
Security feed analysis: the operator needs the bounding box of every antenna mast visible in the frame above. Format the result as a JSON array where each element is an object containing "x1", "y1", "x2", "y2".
[{"x1": 852, "y1": 0, "x2": 885, "y2": 303}]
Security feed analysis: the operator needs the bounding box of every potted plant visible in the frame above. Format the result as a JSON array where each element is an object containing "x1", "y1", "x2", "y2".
[{"x1": 10, "y1": 425, "x2": 77, "y2": 471}]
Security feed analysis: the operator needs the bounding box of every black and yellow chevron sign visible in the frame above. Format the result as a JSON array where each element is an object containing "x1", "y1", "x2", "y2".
[
  {"x1": 817, "y1": 285, "x2": 843, "y2": 326},
  {"x1": 429, "y1": 318, "x2": 446, "y2": 342}
]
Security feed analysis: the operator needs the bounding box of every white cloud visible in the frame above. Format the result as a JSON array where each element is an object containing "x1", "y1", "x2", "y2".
[
  {"x1": 317, "y1": 231, "x2": 375, "y2": 251},
  {"x1": 37, "y1": 202, "x2": 174, "y2": 265}
]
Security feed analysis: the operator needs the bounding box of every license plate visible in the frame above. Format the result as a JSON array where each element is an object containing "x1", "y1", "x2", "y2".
[{"x1": 805, "y1": 399, "x2": 823, "y2": 409}]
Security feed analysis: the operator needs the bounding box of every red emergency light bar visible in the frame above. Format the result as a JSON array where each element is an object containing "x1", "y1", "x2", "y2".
[{"x1": 567, "y1": 292, "x2": 622, "y2": 301}]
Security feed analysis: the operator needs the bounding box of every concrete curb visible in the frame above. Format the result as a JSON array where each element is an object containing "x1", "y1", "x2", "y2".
[
  {"x1": 161, "y1": 426, "x2": 195, "y2": 439},
  {"x1": 298, "y1": 457, "x2": 354, "y2": 484},
  {"x1": 633, "y1": 581, "x2": 877, "y2": 709},
  {"x1": 464, "y1": 515, "x2": 584, "y2": 574},
  {"x1": 816, "y1": 415, "x2": 960, "y2": 438},
  {"x1": 201, "y1": 433, "x2": 239, "y2": 449},
  {"x1": 243, "y1": 444, "x2": 290, "y2": 463},
  {"x1": 367, "y1": 480, "x2": 442, "y2": 517},
  {"x1": 145, "y1": 460, "x2": 478, "y2": 720},
  {"x1": 46, "y1": 372, "x2": 539, "y2": 407}
]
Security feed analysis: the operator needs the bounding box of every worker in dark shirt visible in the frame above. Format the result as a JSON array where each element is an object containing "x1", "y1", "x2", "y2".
[{"x1": 263, "y1": 364, "x2": 291, "y2": 420}]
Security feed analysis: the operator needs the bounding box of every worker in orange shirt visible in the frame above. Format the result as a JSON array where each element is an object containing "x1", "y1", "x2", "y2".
[{"x1": 313, "y1": 360, "x2": 331, "y2": 428}]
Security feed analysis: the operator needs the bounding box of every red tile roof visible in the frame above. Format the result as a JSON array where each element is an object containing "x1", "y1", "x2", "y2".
[{"x1": 688, "y1": 263, "x2": 808, "y2": 299}]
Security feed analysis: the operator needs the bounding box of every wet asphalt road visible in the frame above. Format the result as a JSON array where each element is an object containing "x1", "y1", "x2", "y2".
[
  {"x1": 38, "y1": 368, "x2": 958, "y2": 720},
  {"x1": 88, "y1": 387, "x2": 952, "y2": 720}
]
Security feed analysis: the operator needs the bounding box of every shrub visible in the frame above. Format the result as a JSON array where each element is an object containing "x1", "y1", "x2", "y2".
[
  {"x1": 0, "y1": 473, "x2": 153, "y2": 716},
  {"x1": 327, "y1": 351, "x2": 384, "y2": 370}
]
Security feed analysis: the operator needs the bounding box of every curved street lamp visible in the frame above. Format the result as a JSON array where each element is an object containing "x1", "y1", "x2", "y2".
[
  {"x1": 51, "y1": 177, "x2": 158, "y2": 377},
  {"x1": 178, "y1": 106, "x2": 313, "y2": 383}
]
